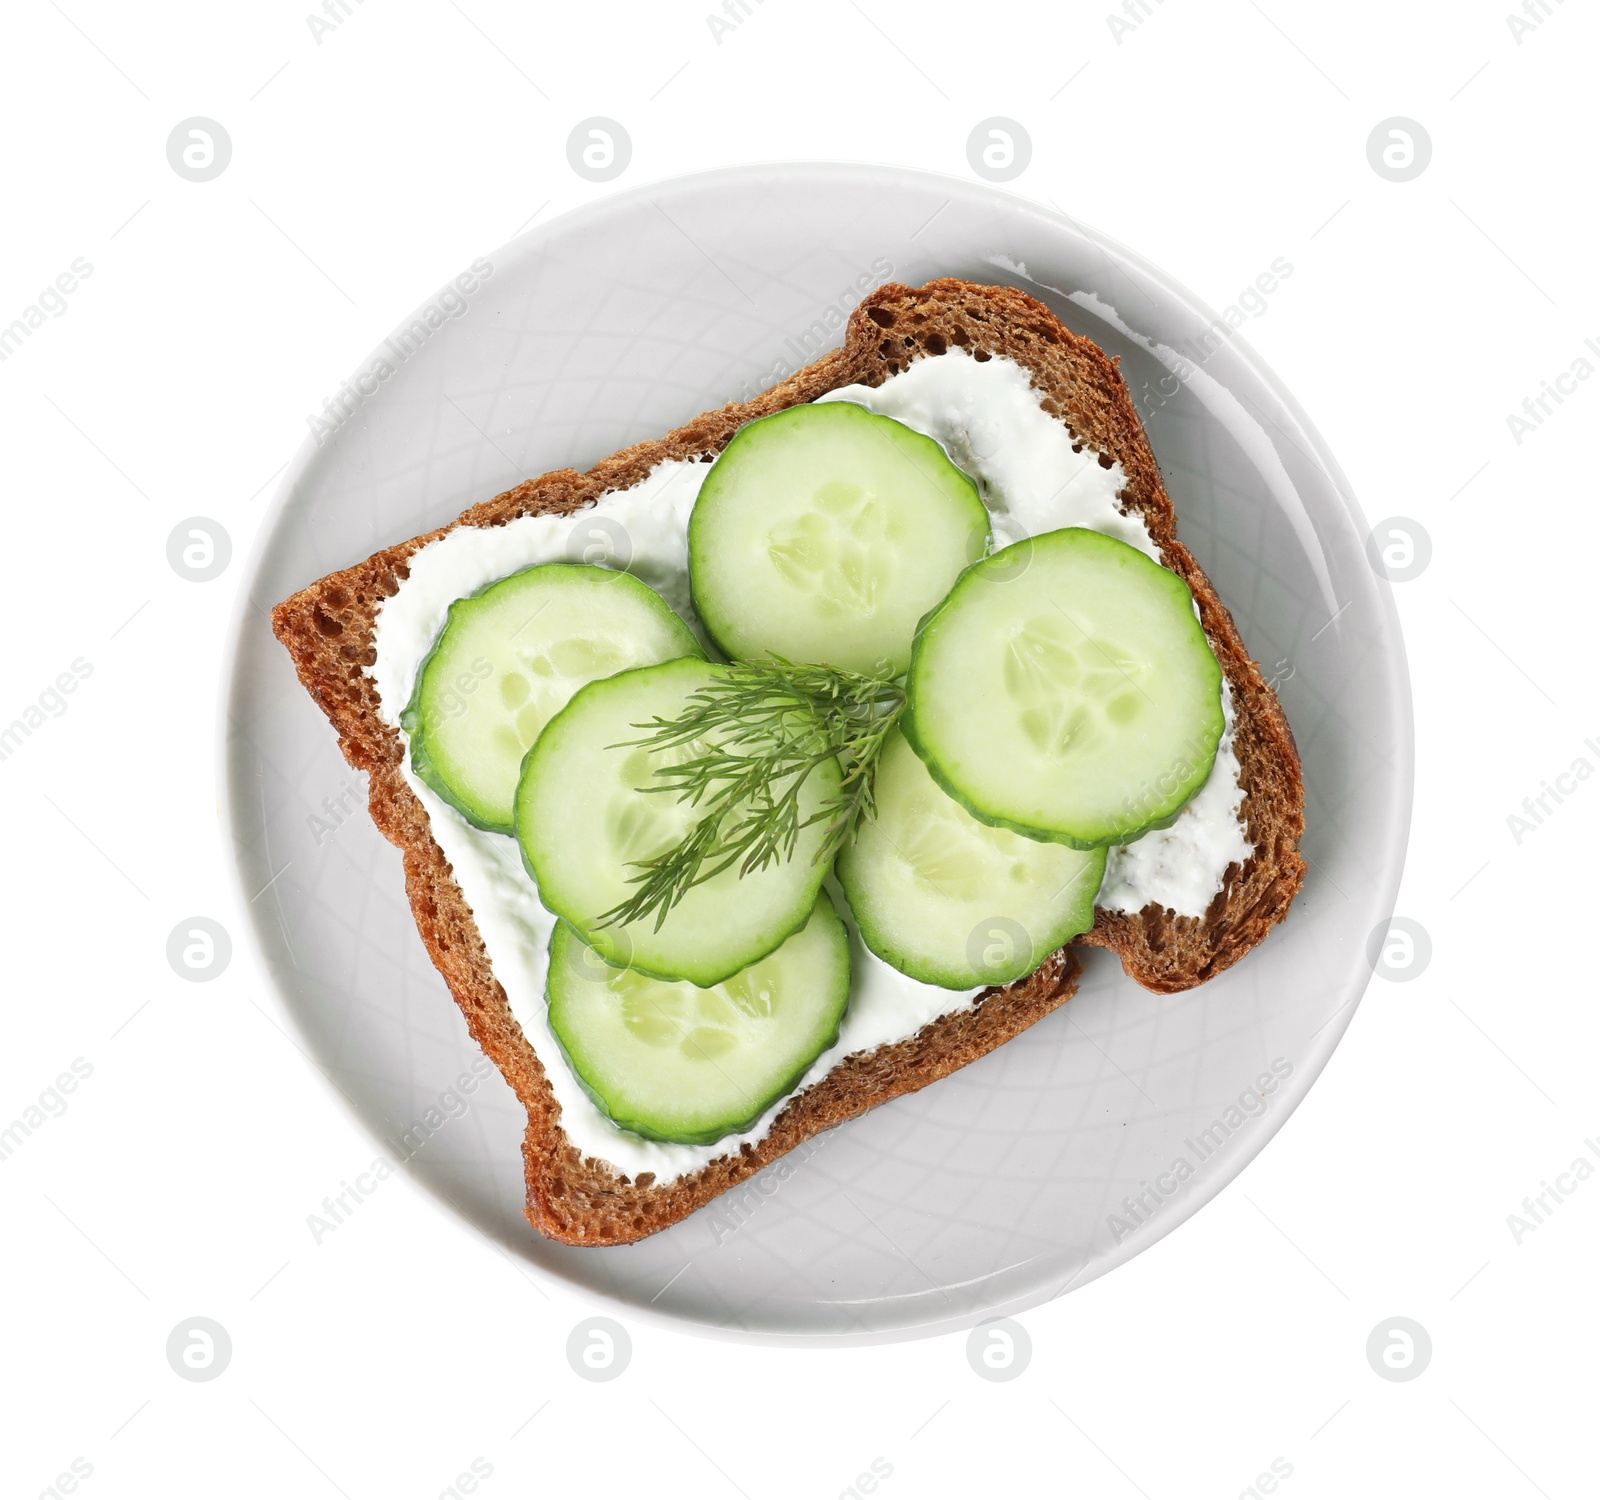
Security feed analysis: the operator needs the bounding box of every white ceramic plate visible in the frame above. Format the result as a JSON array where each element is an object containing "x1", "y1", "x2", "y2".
[{"x1": 222, "y1": 163, "x2": 1411, "y2": 1345}]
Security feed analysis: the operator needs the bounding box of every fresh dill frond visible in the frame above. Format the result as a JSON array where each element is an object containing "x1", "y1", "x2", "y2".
[{"x1": 595, "y1": 657, "x2": 905, "y2": 933}]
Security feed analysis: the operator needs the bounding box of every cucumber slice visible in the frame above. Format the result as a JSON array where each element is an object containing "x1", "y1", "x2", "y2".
[
  {"x1": 402, "y1": 563, "x2": 701, "y2": 833},
  {"x1": 905, "y1": 527, "x2": 1224, "y2": 849},
  {"x1": 517, "y1": 657, "x2": 842, "y2": 987},
  {"x1": 546, "y1": 896, "x2": 850, "y2": 1145},
  {"x1": 838, "y1": 730, "x2": 1106, "y2": 988},
  {"x1": 689, "y1": 401, "x2": 990, "y2": 675}
]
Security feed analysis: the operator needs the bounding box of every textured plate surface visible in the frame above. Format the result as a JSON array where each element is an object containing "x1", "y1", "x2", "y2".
[{"x1": 222, "y1": 163, "x2": 1411, "y2": 1344}]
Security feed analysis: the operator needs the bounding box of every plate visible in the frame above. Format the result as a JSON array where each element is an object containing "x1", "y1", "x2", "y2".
[{"x1": 222, "y1": 163, "x2": 1411, "y2": 1344}]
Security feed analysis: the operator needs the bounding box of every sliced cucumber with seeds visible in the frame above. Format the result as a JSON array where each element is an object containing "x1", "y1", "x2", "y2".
[
  {"x1": 905, "y1": 527, "x2": 1224, "y2": 850},
  {"x1": 546, "y1": 895, "x2": 850, "y2": 1145},
  {"x1": 401, "y1": 563, "x2": 700, "y2": 833},
  {"x1": 689, "y1": 401, "x2": 990, "y2": 675},
  {"x1": 838, "y1": 730, "x2": 1106, "y2": 989},
  {"x1": 517, "y1": 657, "x2": 842, "y2": 987}
]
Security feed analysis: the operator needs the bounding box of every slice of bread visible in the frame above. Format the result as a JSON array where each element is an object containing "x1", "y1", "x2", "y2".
[{"x1": 272, "y1": 278, "x2": 1305, "y2": 1245}]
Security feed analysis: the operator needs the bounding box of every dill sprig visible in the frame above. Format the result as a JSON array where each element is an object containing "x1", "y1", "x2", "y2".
[{"x1": 596, "y1": 657, "x2": 905, "y2": 932}]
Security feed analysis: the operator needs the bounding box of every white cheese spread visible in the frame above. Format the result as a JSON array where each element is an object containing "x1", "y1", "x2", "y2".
[{"x1": 371, "y1": 350, "x2": 1251, "y2": 1181}]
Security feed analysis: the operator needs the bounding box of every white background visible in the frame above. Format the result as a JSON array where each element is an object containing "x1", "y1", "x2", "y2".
[{"x1": 2, "y1": 0, "x2": 1596, "y2": 1496}]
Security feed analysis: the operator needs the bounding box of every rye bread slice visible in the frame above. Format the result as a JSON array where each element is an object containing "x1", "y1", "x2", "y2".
[{"x1": 272, "y1": 278, "x2": 1304, "y2": 1246}]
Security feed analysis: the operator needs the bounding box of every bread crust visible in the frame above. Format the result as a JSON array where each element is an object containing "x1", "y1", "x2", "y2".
[{"x1": 271, "y1": 278, "x2": 1304, "y2": 1246}]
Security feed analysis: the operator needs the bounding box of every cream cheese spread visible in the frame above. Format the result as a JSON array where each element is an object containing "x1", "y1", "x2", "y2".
[{"x1": 371, "y1": 349, "x2": 1251, "y2": 1182}]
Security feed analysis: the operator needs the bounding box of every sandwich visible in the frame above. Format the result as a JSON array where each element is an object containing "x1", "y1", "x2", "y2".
[{"x1": 272, "y1": 278, "x2": 1306, "y2": 1245}]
